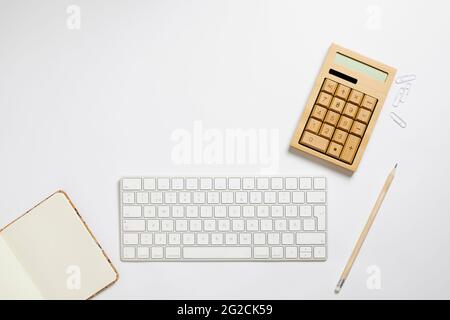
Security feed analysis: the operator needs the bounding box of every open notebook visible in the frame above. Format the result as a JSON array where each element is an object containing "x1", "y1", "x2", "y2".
[{"x1": 0, "y1": 191, "x2": 118, "y2": 299}]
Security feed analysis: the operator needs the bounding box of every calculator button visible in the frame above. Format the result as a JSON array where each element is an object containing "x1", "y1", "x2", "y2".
[
  {"x1": 332, "y1": 129, "x2": 348, "y2": 145},
  {"x1": 324, "y1": 110, "x2": 340, "y2": 126},
  {"x1": 350, "y1": 121, "x2": 367, "y2": 138},
  {"x1": 311, "y1": 105, "x2": 327, "y2": 121},
  {"x1": 317, "y1": 92, "x2": 332, "y2": 108},
  {"x1": 300, "y1": 132, "x2": 330, "y2": 153},
  {"x1": 348, "y1": 89, "x2": 364, "y2": 105},
  {"x1": 327, "y1": 142, "x2": 343, "y2": 158},
  {"x1": 361, "y1": 95, "x2": 378, "y2": 111},
  {"x1": 355, "y1": 108, "x2": 372, "y2": 124},
  {"x1": 322, "y1": 79, "x2": 338, "y2": 94},
  {"x1": 342, "y1": 103, "x2": 359, "y2": 119},
  {"x1": 340, "y1": 134, "x2": 361, "y2": 164},
  {"x1": 319, "y1": 123, "x2": 335, "y2": 140},
  {"x1": 335, "y1": 84, "x2": 351, "y2": 100},
  {"x1": 305, "y1": 118, "x2": 322, "y2": 134},
  {"x1": 337, "y1": 116, "x2": 353, "y2": 132},
  {"x1": 329, "y1": 97, "x2": 345, "y2": 114}
]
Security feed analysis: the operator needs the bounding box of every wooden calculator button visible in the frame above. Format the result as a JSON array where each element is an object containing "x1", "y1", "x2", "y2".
[
  {"x1": 311, "y1": 105, "x2": 327, "y2": 121},
  {"x1": 319, "y1": 123, "x2": 335, "y2": 140},
  {"x1": 300, "y1": 132, "x2": 330, "y2": 153},
  {"x1": 329, "y1": 97, "x2": 345, "y2": 113},
  {"x1": 327, "y1": 142, "x2": 343, "y2": 158},
  {"x1": 305, "y1": 118, "x2": 322, "y2": 134},
  {"x1": 324, "y1": 110, "x2": 340, "y2": 126},
  {"x1": 337, "y1": 116, "x2": 353, "y2": 132},
  {"x1": 348, "y1": 89, "x2": 364, "y2": 105},
  {"x1": 361, "y1": 95, "x2": 378, "y2": 111},
  {"x1": 340, "y1": 134, "x2": 361, "y2": 164},
  {"x1": 317, "y1": 92, "x2": 332, "y2": 108},
  {"x1": 332, "y1": 129, "x2": 348, "y2": 145},
  {"x1": 335, "y1": 84, "x2": 351, "y2": 100},
  {"x1": 355, "y1": 108, "x2": 372, "y2": 124},
  {"x1": 350, "y1": 121, "x2": 366, "y2": 138},
  {"x1": 342, "y1": 103, "x2": 359, "y2": 119},
  {"x1": 322, "y1": 79, "x2": 338, "y2": 94}
]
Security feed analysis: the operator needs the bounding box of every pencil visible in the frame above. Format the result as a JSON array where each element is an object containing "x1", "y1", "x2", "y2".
[{"x1": 334, "y1": 163, "x2": 398, "y2": 294}]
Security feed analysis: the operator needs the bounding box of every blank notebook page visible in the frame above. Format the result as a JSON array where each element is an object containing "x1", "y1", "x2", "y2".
[{"x1": 0, "y1": 192, "x2": 117, "y2": 299}]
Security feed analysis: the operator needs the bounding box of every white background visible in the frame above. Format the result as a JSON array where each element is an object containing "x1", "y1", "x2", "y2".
[{"x1": 1, "y1": 0, "x2": 449, "y2": 299}]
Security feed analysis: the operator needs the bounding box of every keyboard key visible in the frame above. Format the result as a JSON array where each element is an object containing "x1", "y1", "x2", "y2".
[
  {"x1": 171, "y1": 178, "x2": 184, "y2": 190},
  {"x1": 314, "y1": 206, "x2": 326, "y2": 230},
  {"x1": 200, "y1": 206, "x2": 213, "y2": 218},
  {"x1": 179, "y1": 192, "x2": 191, "y2": 204},
  {"x1": 221, "y1": 192, "x2": 234, "y2": 204},
  {"x1": 122, "y1": 179, "x2": 141, "y2": 190},
  {"x1": 186, "y1": 178, "x2": 198, "y2": 190},
  {"x1": 150, "y1": 192, "x2": 163, "y2": 204},
  {"x1": 361, "y1": 95, "x2": 377, "y2": 111},
  {"x1": 157, "y1": 206, "x2": 170, "y2": 217},
  {"x1": 314, "y1": 246, "x2": 326, "y2": 259},
  {"x1": 200, "y1": 178, "x2": 213, "y2": 190},
  {"x1": 197, "y1": 233, "x2": 209, "y2": 245},
  {"x1": 268, "y1": 233, "x2": 280, "y2": 245},
  {"x1": 322, "y1": 78, "x2": 337, "y2": 94},
  {"x1": 164, "y1": 192, "x2": 176, "y2": 204},
  {"x1": 151, "y1": 247, "x2": 164, "y2": 259},
  {"x1": 355, "y1": 108, "x2": 372, "y2": 124},
  {"x1": 183, "y1": 233, "x2": 195, "y2": 245},
  {"x1": 242, "y1": 178, "x2": 255, "y2": 190},
  {"x1": 193, "y1": 192, "x2": 206, "y2": 204},
  {"x1": 243, "y1": 206, "x2": 255, "y2": 217},
  {"x1": 123, "y1": 247, "x2": 136, "y2": 259},
  {"x1": 343, "y1": 103, "x2": 358, "y2": 119},
  {"x1": 271, "y1": 205, "x2": 283, "y2": 217},
  {"x1": 123, "y1": 233, "x2": 139, "y2": 245},
  {"x1": 306, "y1": 191, "x2": 326, "y2": 203},
  {"x1": 211, "y1": 233, "x2": 224, "y2": 245},
  {"x1": 143, "y1": 178, "x2": 156, "y2": 190},
  {"x1": 337, "y1": 116, "x2": 353, "y2": 132},
  {"x1": 240, "y1": 233, "x2": 251, "y2": 245},
  {"x1": 123, "y1": 219, "x2": 146, "y2": 231},
  {"x1": 140, "y1": 234, "x2": 152, "y2": 245},
  {"x1": 299, "y1": 178, "x2": 312, "y2": 190},
  {"x1": 147, "y1": 220, "x2": 159, "y2": 231},
  {"x1": 303, "y1": 219, "x2": 316, "y2": 231},
  {"x1": 186, "y1": 206, "x2": 199, "y2": 217},
  {"x1": 228, "y1": 178, "x2": 241, "y2": 190},
  {"x1": 332, "y1": 129, "x2": 348, "y2": 145},
  {"x1": 340, "y1": 134, "x2": 361, "y2": 164},
  {"x1": 299, "y1": 205, "x2": 312, "y2": 216},
  {"x1": 282, "y1": 233, "x2": 294, "y2": 245},
  {"x1": 225, "y1": 233, "x2": 238, "y2": 245},
  {"x1": 285, "y1": 178, "x2": 298, "y2": 190},
  {"x1": 122, "y1": 192, "x2": 135, "y2": 204},
  {"x1": 154, "y1": 233, "x2": 167, "y2": 245},
  {"x1": 218, "y1": 220, "x2": 230, "y2": 231},
  {"x1": 228, "y1": 206, "x2": 240, "y2": 217},
  {"x1": 169, "y1": 233, "x2": 181, "y2": 244},
  {"x1": 175, "y1": 220, "x2": 188, "y2": 231},
  {"x1": 278, "y1": 192, "x2": 290, "y2": 204},
  {"x1": 297, "y1": 233, "x2": 326, "y2": 245},
  {"x1": 204, "y1": 219, "x2": 216, "y2": 231},
  {"x1": 214, "y1": 206, "x2": 227, "y2": 217},
  {"x1": 327, "y1": 142, "x2": 343, "y2": 158},
  {"x1": 271, "y1": 247, "x2": 283, "y2": 259},
  {"x1": 190, "y1": 220, "x2": 202, "y2": 231},
  {"x1": 350, "y1": 121, "x2": 366, "y2": 138},
  {"x1": 235, "y1": 192, "x2": 248, "y2": 204},
  {"x1": 319, "y1": 123, "x2": 335, "y2": 140},
  {"x1": 286, "y1": 247, "x2": 298, "y2": 259},
  {"x1": 123, "y1": 206, "x2": 141, "y2": 218},
  {"x1": 285, "y1": 206, "x2": 298, "y2": 217},
  {"x1": 137, "y1": 247, "x2": 149, "y2": 259},
  {"x1": 250, "y1": 192, "x2": 262, "y2": 204},
  {"x1": 313, "y1": 178, "x2": 326, "y2": 189},
  {"x1": 329, "y1": 97, "x2": 345, "y2": 113},
  {"x1": 300, "y1": 132, "x2": 329, "y2": 153},
  {"x1": 292, "y1": 192, "x2": 305, "y2": 204},
  {"x1": 157, "y1": 178, "x2": 170, "y2": 190},
  {"x1": 261, "y1": 219, "x2": 273, "y2": 231},
  {"x1": 172, "y1": 206, "x2": 184, "y2": 218},
  {"x1": 335, "y1": 84, "x2": 351, "y2": 100},
  {"x1": 254, "y1": 247, "x2": 270, "y2": 259},
  {"x1": 271, "y1": 178, "x2": 283, "y2": 190},
  {"x1": 214, "y1": 178, "x2": 227, "y2": 190},
  {"x1": 264, "y1": 191, "x2": 276, "y2": 204},
  {"x1": 305, "y1": 118, "x2": 322, "y2": 134},
  {"x1": 300, "y1": 247, "x2": 312, "y2": 259},
  {"x1": 275, "y1": 219, "x2": 287, "y2": 231},
  {"x1": 161, "y1": 220, "x2": 174, "y2": 231},
  {"x1": 166, "y1": 247, "x2": 181, "y2": 259},
  {"x1": 348, "y1": 89, "x2": 363, "y2": 105},
  {"x1": 289, "y1": 219, "x2": 301, "y2": 231},
  {"x1": 316, "y1": 92, "x2": 332, "y2": 107},
  {"x1": 256, "y1": 178, "x2": 269, "y2": 190},
  {"x1": 183, "y1": 247, "x2": 252, "y2": 259},
  {"x1": 311, "y1": 105, "x2": 327, "y2": 121},
  {"x1": 257, "y1": 206, "x2": 269, "y2": 217}
]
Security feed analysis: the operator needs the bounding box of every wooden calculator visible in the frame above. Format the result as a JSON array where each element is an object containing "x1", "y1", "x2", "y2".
[{"x1": 290, "y1": 44, "x2": 396, "y2": 172}]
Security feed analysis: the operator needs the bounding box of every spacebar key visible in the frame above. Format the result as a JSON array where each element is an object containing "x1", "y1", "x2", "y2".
[{"x1": 183, "y1": 247, "x2": 252, "y2": 259}]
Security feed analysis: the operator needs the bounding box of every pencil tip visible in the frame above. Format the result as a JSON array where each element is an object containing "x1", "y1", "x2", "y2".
[
  {"x1": 394, "y1": 163, "x2": 398, "y2": 169},
  {"x1": 334, "y1": 287, "x2": 341, "y2": 294}
]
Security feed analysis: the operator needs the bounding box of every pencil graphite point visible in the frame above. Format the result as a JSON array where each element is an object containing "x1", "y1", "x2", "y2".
[{"x1": 394, "y1": 163, "x2": 398, "y2": 169}]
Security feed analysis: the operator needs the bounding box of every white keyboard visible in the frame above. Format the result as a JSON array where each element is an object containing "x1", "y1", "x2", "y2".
[{"x1": 119, "y1": 177, "x2": 327, "y2": 261}]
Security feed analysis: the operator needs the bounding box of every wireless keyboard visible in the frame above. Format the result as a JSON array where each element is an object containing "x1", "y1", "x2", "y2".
[{"x1": 119, "y1": 177, "x2": 327, "y2": 261}]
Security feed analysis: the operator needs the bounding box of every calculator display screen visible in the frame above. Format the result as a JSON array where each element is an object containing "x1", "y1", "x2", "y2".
[{"x1": 334, "y1": 53, "x2": 388, "y2": 82}]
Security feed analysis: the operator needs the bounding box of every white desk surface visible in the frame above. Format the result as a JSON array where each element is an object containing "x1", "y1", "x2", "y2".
[{"x1": 1, "y1": 0, "x2": 449, "y2": 300}]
